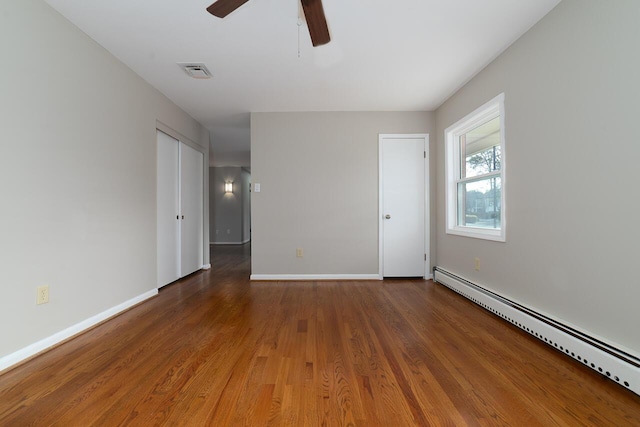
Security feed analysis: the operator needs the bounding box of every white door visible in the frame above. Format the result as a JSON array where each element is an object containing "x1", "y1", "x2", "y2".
[
  {"x1": 380, "y1": 135, "x2": 427, "y2": 277},
  {"x1": 180, "y1": 143, "x2": 204, "y2": 277},
  {"x1": 157, "y1": 130, "x2": 180, "y2": 287}
]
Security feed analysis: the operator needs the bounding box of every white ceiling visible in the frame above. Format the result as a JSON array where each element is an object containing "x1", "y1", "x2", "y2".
[{"x1": 43, "y1": 0, "x2": 560, "y2": 166}]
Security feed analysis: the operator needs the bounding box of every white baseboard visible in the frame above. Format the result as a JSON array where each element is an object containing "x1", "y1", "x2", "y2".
[
  {"x1": 201, "y1": 264, "x2": 211, "y2": 270},
  {"x1": 211, "y1": 239, "x2": 250, "y2": 245},
  {"x1": 434, "y1": 267, "x2": 640, "y2": 397},
  {"x1": 250, "y1": 274, "x2": 382, "y2": 281},
  {"x1": 0, "y1": 289, "x2": 158, "y2": 373}
]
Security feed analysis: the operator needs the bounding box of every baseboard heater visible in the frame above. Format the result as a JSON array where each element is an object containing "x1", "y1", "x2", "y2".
[{"x1": 433, "y1": 267, "x2": 640, "y2": 396}]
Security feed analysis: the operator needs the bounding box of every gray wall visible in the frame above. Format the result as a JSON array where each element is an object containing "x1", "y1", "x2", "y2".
[
  {"x1": 0, "y1": 0, "x2": 209, "y2": 359},
  {"x1": 251, "y1": 112, "x2": 434, "y2": 275},
  {"x1": 435, "y1": 0, "x2": 640, "y2": 354},
  {"x1": 210, "y1": 166, "x2": 251, "y2": 244}
]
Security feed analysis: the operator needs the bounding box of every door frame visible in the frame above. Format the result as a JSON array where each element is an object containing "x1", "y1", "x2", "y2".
[{"x1": 378, "y1": 133, "x2": 430, "y2": 279}]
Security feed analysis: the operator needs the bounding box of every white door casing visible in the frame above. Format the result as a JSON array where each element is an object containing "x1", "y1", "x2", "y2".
[{"x1": 379, "y1": 134, "x2": 429, "y2": 278}]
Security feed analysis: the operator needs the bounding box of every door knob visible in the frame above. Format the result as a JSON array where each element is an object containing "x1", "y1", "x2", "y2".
[{"x1": 385, "y1": 214, "x2": 391, "y2": 219}]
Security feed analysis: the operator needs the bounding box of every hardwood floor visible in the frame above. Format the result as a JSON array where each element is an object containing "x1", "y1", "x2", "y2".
[{"x1": 1, "y1": 244, "x2": 639, "y2": 426}]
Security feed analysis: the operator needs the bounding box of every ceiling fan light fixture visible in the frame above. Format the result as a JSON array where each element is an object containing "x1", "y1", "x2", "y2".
[
  {"x1": 177, "y1": 63, "x2": 212, "y2": 79},
  {"x1": 206, "y1": 0, "x2": 330, "y2": 47}
]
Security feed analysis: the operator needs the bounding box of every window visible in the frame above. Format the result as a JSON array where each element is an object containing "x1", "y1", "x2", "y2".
[{"x1": 445, "y1": 93, "x2": 505, "y2": 241}]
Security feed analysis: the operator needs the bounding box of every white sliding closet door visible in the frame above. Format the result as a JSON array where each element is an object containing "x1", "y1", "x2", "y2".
[
  {"x1": 156, "y1": 130, "x2": 204, "y2": 288},
  {"x1": 157, "y1": 130, "x2": 180, "y2": 287},
  {"x1": 180, "y1": 143, "x2": 203, "y2": 277}
]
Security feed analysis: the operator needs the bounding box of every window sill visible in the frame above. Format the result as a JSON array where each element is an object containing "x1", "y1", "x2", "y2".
[{"x1": 446, "y1": 226, "x2": 505, "y2": 242}]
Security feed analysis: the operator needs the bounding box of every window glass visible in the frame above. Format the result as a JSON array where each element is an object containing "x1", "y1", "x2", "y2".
[
  {"x1": 457, "y1": 177, "x2": 501, "y2": 229},
  {"x1": 462, "y1": 116, "x2": 501, "y2": 178}
]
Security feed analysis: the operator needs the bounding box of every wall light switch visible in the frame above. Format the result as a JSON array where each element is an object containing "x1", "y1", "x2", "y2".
[{"x1": 254, "y1": 183, "x2": 261, "y2": 193}]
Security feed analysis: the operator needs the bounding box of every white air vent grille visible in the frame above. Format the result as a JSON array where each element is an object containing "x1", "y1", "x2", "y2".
[{"x1": 177, "y1": 63, "x2": 212, "y2": 79}]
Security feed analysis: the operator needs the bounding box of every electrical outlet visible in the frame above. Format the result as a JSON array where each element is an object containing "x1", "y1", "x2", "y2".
[
  {"x1": 296, "y1": 248, "x2": 304, "y2": 257},
  {"x1": 37, "y1": 285, "x2": 49, "y2": 305},
  {"x1": 474, "y1": 257, "x2": 480, "y2": 271}
]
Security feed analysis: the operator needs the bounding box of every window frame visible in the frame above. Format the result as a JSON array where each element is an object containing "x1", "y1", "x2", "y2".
[{"x1": 445, "y1": 93, "x2": 506, "y2": 242}]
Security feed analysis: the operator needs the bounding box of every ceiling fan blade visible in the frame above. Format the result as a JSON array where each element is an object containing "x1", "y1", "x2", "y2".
[
  {"x1": 301, "y1": 0, "x2": 330, "y2": 47},
  {"x1": 206, "y1": 0, "x2": 250, "y2": 18}
]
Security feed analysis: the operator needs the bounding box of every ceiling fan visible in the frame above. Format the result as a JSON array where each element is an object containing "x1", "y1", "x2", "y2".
[{"x1": 206, "y1": 0, "x2": 331, "y2": 47}]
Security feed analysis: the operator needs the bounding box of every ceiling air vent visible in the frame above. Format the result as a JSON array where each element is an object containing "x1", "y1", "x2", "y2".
[{"x1": 178, "y1": 63, "x2": 212, "y2": 79}]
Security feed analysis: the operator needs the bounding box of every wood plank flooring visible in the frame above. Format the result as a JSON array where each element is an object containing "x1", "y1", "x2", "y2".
[{"x1": 1, "y1": 243, "x2": 639, "y2": 425}]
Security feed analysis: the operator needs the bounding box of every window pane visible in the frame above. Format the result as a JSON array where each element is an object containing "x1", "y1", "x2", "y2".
[
  {"x1": 461, "y1": 116, "x2": 501, "y2": 178},
  {"x1": 457, "y1": 177, "x2": 501, "y2": 229}
]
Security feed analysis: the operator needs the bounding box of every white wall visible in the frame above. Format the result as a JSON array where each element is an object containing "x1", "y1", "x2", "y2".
[
  {"x1": 251, "y1": 112, "x2": 434, "y2": 276},
  {"x1": 0, "y1": 0, "x2": 209, "y2": 362},
  {"x1": 210, "y1": 150, "x2": 251, "y2": 169},
  {"x1": 210, "y1": 166, "x2": 250, "y2": 244},
  {"x1": 435, "y1": 0, "x2": 640, "y2": 354}
]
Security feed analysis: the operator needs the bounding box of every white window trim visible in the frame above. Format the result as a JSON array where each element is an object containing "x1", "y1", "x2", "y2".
[{"x1": 445, "y1": 93, "x2": 506, "y2": 242}]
